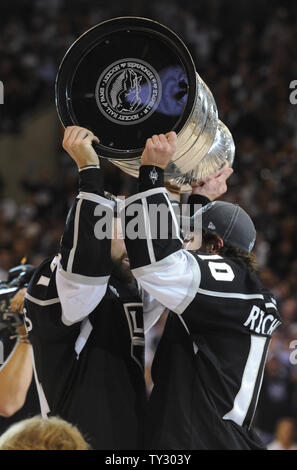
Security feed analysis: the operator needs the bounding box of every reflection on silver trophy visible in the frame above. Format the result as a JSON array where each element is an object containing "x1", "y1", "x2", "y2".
[{"x1": 111, "y1": 68, "x2": 235, "y2": 191}]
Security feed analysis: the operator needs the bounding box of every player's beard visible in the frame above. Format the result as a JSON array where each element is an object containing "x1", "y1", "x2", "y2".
[{"x1": 111, "y1": 253, "x2": 134, "y2": 284}]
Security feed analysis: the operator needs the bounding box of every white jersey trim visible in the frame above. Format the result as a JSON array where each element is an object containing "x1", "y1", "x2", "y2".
[
  {"x1": 75, "y1": 318, "x2": 93, "y2": 358},
  {"x1": 67, "y1": 197, "x2": 83, "y2": 273},
  {"x1": 223, "y1": 334, "x2": 266, "y2": 426},
  {"x1": 265, "y1": 302, "x2": 277, "y2": 310},
  {"x1": 142, "y1": 197, "x2": 156, "y2": 264},
  {"x1": 30, "y1": 347, "x2": 50, "y2": 418},
  {"x1": 36, "y1": 275, "x2": 50, "y2": 287},
  {"x1": 57, "y1": 264, "x2": 110, "y2": 286},
  {"x1": 197, "y1": 288, "x2": 264, "y2": 301},
  {"x1": 164, "y1": 192, "x2": 184, "y2": 244},
  {"x1": 123, "y1": 187, "x2": 167, "y2": 208},
  {"x1": 77, "y1": 191, "x2": 115, "y2": 208},
  {"x1": 141, "y1": 289, "x2": 166, "y2": 333},
  {"x1": 25, "y1": 293, "x2": 60, "y2": 306}
]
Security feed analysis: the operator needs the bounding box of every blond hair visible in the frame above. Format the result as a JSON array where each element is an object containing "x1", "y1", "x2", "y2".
[{"x1": 0, "y1": 416, "x2": 90, "y2": 450}]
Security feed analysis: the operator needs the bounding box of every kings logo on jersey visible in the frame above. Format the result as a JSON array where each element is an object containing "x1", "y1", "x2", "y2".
[{"x1": 123, "y1": 303, "x2": 145, "y2": 371}]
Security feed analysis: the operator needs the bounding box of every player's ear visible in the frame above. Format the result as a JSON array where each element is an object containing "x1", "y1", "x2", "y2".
[{"x1": 211, "y1": 236, "x2": 224, "y2": 254}]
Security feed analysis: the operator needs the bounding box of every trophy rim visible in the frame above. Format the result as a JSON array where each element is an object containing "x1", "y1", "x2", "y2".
[{"x1": 55, "y1": 16, "x2": 197, "y2": 159}]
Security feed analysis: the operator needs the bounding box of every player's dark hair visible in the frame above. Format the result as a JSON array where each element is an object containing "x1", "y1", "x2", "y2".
[{"x1": 201, "y1": 230, "x2": 258, "y2": 273}]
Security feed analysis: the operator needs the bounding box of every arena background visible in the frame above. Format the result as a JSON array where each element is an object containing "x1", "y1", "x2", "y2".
[{"x1": 0, "y1": 0, "x2": 296, "y2": 447}]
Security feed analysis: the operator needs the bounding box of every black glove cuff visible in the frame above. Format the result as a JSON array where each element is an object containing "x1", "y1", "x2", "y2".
[
  {"x1": 78, "y1": 168, "x2": 104, "y2": 195},
  {"x1": 138, "y1": 165, "x2": 165, "y2": 192}
]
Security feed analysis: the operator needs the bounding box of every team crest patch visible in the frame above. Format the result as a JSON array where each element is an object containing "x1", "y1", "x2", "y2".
[{"x1": 95, "y1": 58, "x2": 162, "y2": 126}]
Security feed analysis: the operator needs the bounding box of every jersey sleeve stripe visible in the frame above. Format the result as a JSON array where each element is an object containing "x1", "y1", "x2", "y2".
[
  {"x1": 67, "y1": 198, "x2": 83, "y2": 273},
  {"x1": 265, "y1": 302, "x2": 277, "y2": 310},
  {"x1": 74, "y1": 318, "x2": 94, "y2": 358},
  {"x1": 122, "y1": 187, "x2": 167, "y2": 207},
  {"x1": 223, "y1": 334, "x2": 267, "y2": 426},
  {"x1": 30, "y1": 347, "x2": 50, "y2": 418},
  {"x1": 77, "y1": 191, "x2": 115, "y2": 208},
  {"x1": 57, "y1": 264, "x2": 110, "y2": 286},
  {"x1": 25, "y1": 293, "x2": 60, "y2": 306},
  {"x1": 246, "y1": 337, "x2": 270, "y2": 427},
  {"x1": 197, "y1": 288, "x2": 264, "y2": 301},
  {"x1": 164, "y1": 192, "x2": 183, "y2": 244},
  {"x1": 142, "y1": 197, "x2": 156, "y2": 264}
]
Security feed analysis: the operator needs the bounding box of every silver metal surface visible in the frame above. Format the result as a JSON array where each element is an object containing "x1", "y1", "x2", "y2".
[{"x1": 103, "y1": 73, "x2": 235, "y2": 191}]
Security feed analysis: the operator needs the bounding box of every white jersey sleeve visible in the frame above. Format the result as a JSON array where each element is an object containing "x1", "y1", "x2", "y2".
[
  {"x1": 121, "y1": 174, "x2": 201, "y2": 316},
  {"x1": 56, "y1": 168, "x2": 115, "y2": 325}
]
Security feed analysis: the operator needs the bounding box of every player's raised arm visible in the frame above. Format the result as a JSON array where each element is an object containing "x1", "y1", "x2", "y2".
[
  {"x1": 121, "y1": 133, "x2": 197, "y2": 314},
  {"x1": 121, "y1": 133, "x2": 232, "y2": 315},
  {"x1": 55, "y1": 126, "x2": 115, "y2": 324}
]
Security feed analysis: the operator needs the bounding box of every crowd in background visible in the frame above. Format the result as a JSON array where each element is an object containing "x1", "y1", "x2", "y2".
[{"x1": 0, "y1": 0, "x2": 297, "y2": 447}]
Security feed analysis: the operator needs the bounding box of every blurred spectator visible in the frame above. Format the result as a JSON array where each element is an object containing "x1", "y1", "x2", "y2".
[
  {"x1": 0, "y1": 416, "x2": 90, "y2": 450},
  {"x1": 256, "y1": 356, "x2": 294, "y2": 442},
  {"x1": 267, "y1": 418, "x2": 297, "y2": 450}
]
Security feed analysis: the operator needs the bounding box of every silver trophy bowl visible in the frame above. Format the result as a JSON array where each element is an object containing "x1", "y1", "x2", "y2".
[
  {"x1": 111, "y1": 73, "x2": 235, "y2": 191},
  {"x1": 55, "y1": 17, "x2": 235, "y2": 191}
]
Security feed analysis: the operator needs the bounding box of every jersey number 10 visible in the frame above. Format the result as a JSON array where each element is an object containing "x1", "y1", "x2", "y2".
[{"x1": 208, "y1": 261, "x2": 235, "y2": 282}]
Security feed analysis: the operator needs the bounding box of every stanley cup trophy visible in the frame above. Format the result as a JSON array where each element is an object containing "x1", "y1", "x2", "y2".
[{"x1": 55, "y1": 17, "x2": 235, "y2": 191}]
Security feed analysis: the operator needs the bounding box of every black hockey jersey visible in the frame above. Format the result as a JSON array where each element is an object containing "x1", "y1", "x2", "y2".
[
  {"x1": 24, "y1": 168, "x2": 148, "y2": 450},
  {"x1": 146, "y1": 253, "x2": 280, "y2": 449},
  {"x1": 121, "y1": 170, "x2": 281, "y2": 450},
  {"x1": 25, "y1": 261, "x2": 146, "y2": 450}
]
